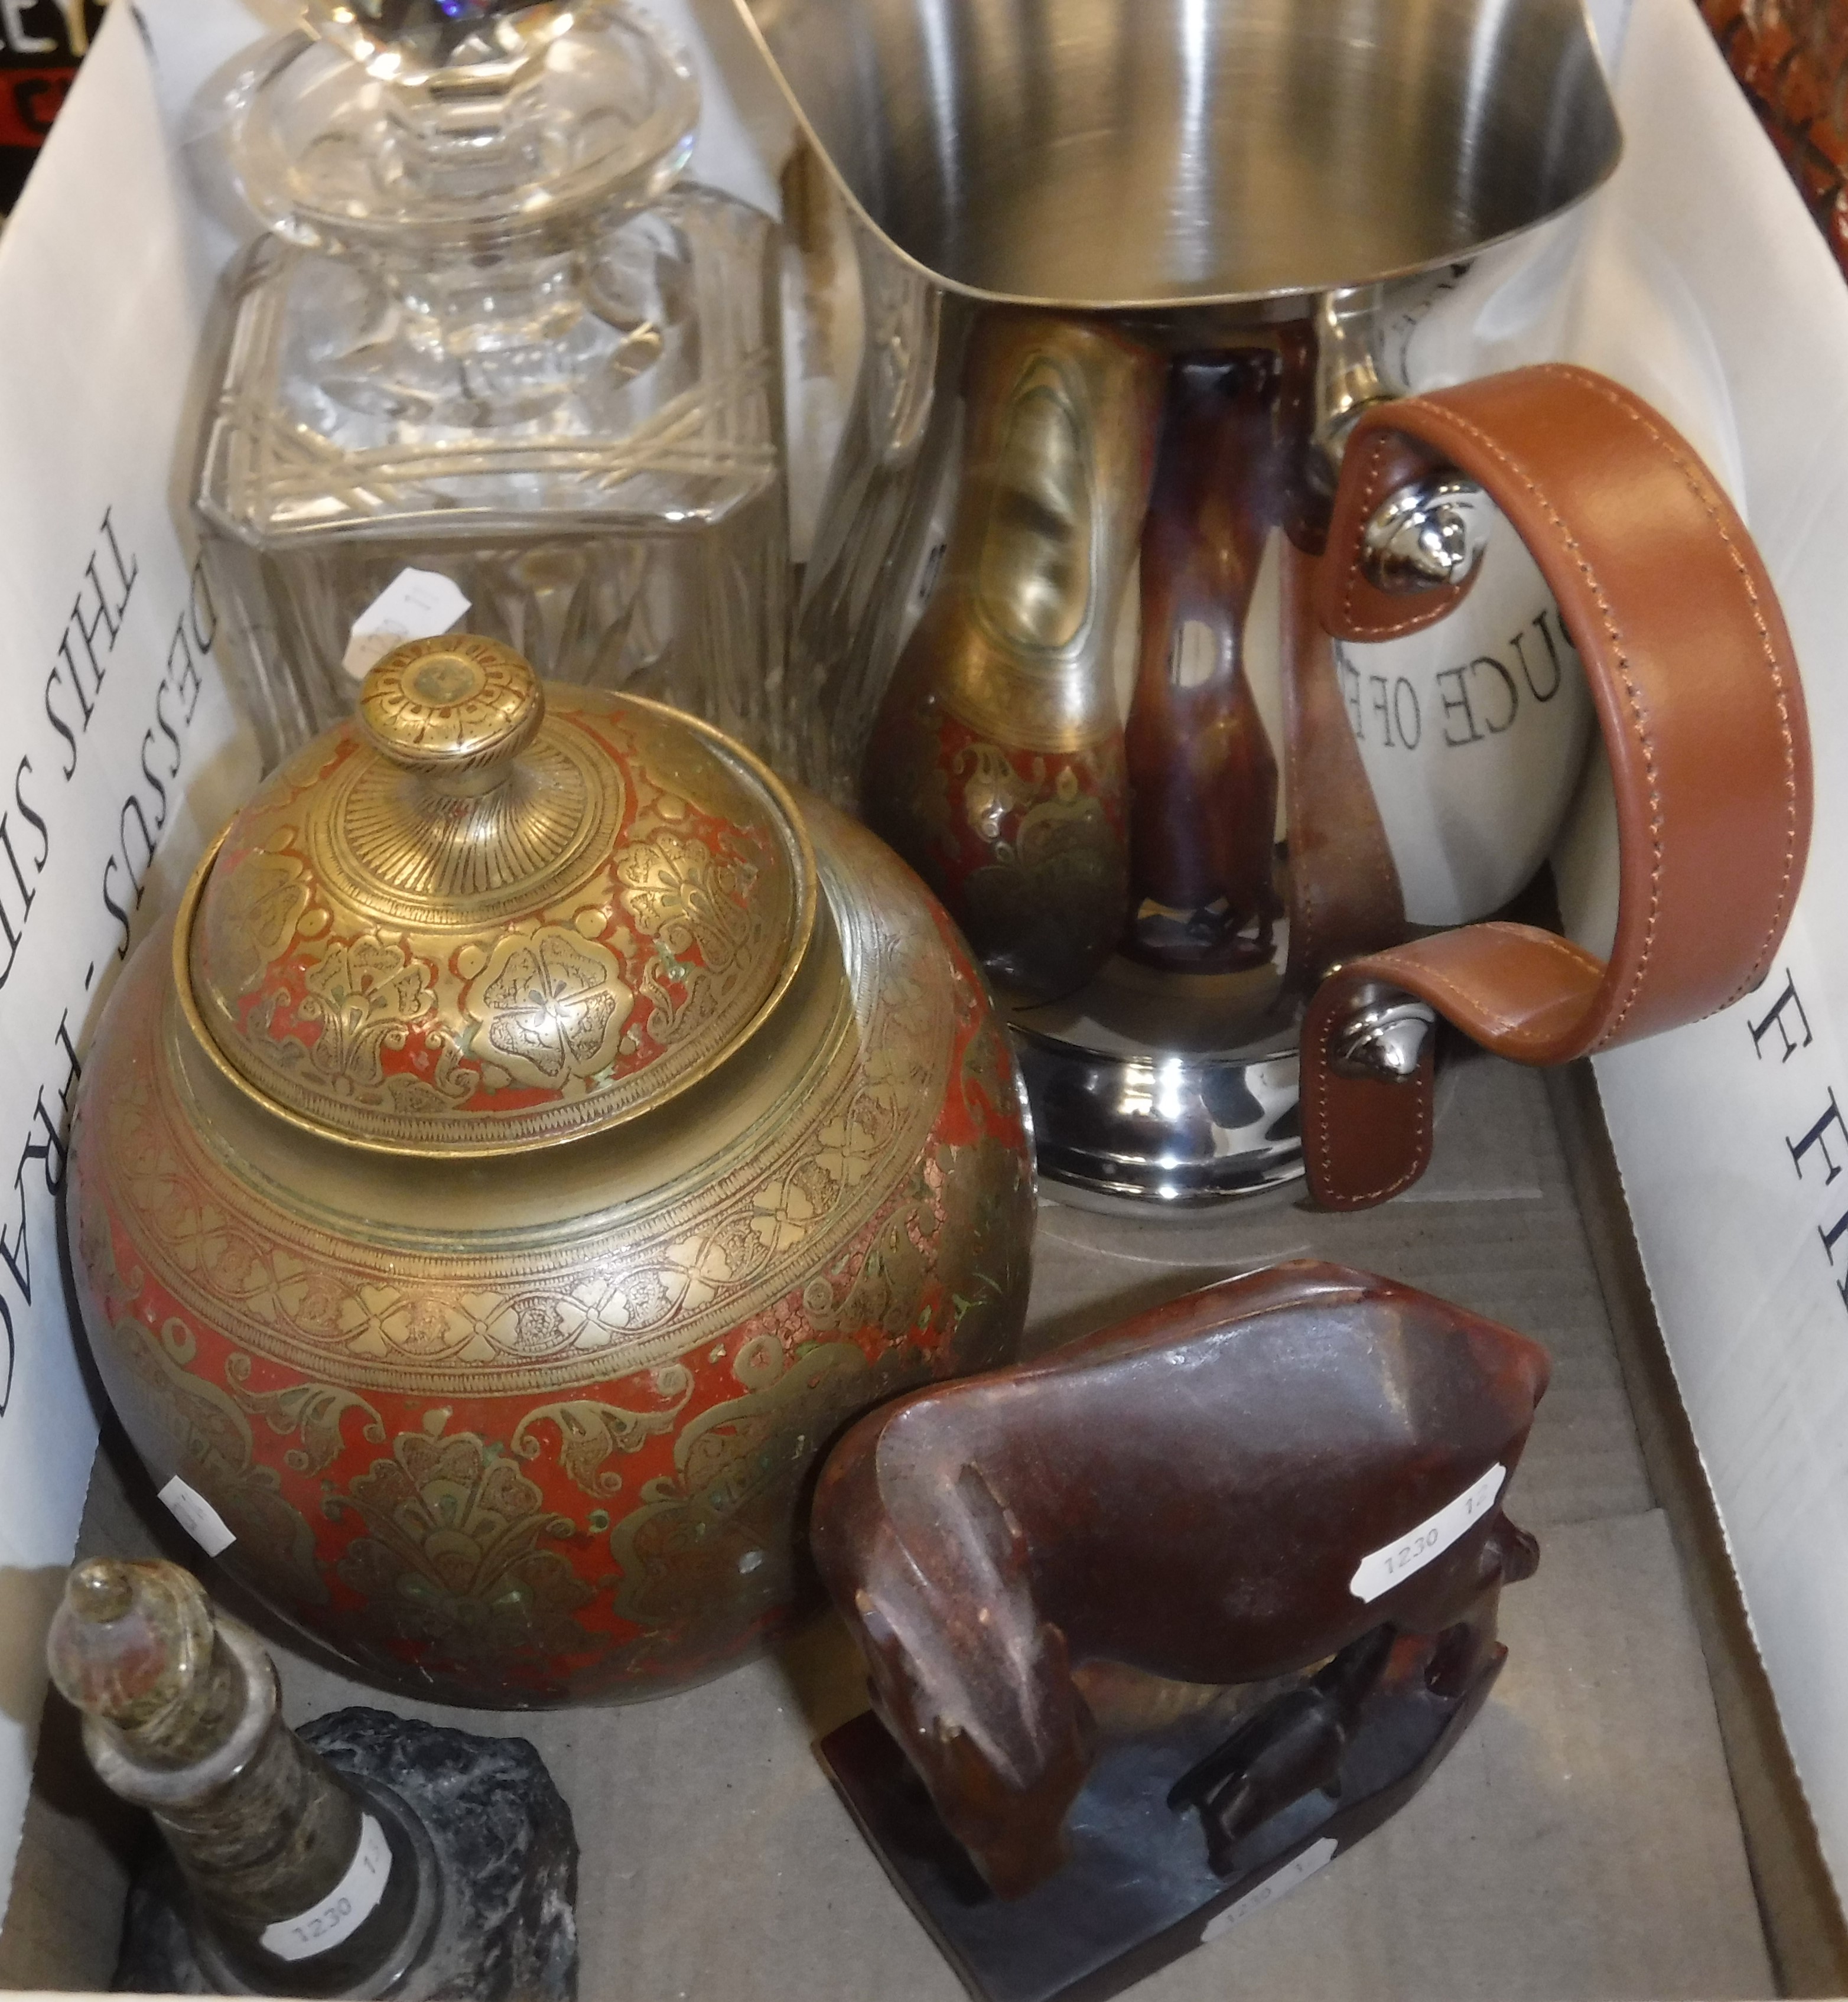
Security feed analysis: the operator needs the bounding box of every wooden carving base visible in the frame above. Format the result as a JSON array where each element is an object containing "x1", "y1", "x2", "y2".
[{"x1": 817, "y1": 1640, "x2": 1504, "y2": 2002}]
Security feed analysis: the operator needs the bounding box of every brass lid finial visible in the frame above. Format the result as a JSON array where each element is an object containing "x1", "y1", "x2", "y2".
[{"x1": 358, "y1": 636, "x2": 545, "y2": 783}]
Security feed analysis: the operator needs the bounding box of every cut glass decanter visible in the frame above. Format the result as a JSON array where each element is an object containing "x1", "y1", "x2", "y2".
[{"x1": 194, "y1": 0, "x2": 788, "y2": 770}]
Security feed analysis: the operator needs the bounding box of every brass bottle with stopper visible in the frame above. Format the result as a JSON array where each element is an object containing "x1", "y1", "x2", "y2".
[{"x1": 46, "y1": 1558, "x2": 440, "y2": 1998}]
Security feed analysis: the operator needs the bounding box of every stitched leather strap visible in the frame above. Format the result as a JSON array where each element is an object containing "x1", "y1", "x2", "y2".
[
  {"x1": 1300, "y1": 363, "x2": 1811, "y2": 1210},
  {"x1": 1280, "y1": 536, "x2": 1408, "y2": 989}
]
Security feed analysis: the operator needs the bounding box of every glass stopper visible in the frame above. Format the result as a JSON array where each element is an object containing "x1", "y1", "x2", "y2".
[
  {"x1": 237, "y1": 0, "x2": 698, "y2": 252},
  {"x1": 302, "y1": 0, "x2": 577, "y2": 89},
  {"x1": 45, "y1": 1558, "x2": 216, "y2": 1740}
]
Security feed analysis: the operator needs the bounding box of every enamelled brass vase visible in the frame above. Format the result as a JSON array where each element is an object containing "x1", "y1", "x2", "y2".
[{"x1": 68, "y1": 636, "x2": 1034, "y2": 1708}]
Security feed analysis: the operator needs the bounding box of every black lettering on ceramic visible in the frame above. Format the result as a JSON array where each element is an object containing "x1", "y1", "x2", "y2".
[
  {"x1": 1436, "y1": 664, "x2": 1481, "y2": 747},
  {"x1": 1391, "y1": 677, "x2": 1420, "y2": 749},
  {"x1": 1469, "y1": 656, "x2": 1519, "y2": 735},
  {"x1": 1510, "y1": 610, "x2": 1568, "y2": 702}
]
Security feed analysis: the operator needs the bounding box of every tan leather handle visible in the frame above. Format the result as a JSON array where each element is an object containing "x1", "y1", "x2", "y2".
[{"x1": 1300, "y1": 362, "x2": 1811, "y2": 1210}]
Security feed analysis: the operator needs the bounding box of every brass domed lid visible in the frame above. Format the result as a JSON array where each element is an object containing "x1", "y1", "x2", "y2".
[{"x1": 182, "y1": 637, "x2": 814, "y2": 1155}]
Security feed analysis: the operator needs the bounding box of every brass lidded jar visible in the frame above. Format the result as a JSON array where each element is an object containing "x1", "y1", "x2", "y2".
[{"x1": 70, "y1": 637, "x2": 1034, "y2": 1707}]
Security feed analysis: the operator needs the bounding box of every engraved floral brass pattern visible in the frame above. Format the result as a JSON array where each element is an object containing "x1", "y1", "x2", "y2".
[
  {"x1": 72, "y1": 1176, "x2": 330, "y2": 1613},
  {"x1": 225, "y1": 1358, "x2": 386, "y2": 1476},
  {"x1": 188, "y1": 688, "x2": 805, "y2": 1150},
  {"x1": 606, "y1": 1340, "x2": 876, "y2": 1655},
  {"x1": 326, "y1": 1424, "x2": 595, "y2": 1675},
  {"x1": 327, "y1": 730, "x2": 602, "y2": 919},
  {"x1": 71, "y1": 803, "x2": 1036, "y2": 1705},
  {"x1": 105, "y1": 852, "x2": 956, "y2": 1399},
  {"x1": 210, "y1": 851, "x2": 313, "y2": 999},
  {"x1": 510, "y1": 1366, "x2": 695, "y2": 1498},
  {"x1": 871, "y1": 700, "x2": 1130, "y2": 1001},
  {"x1": 292, "y1": 933, "x2": 444, "y2": 1101},
  {"x1": 464, "y1": 926, "x2": 635, "y2": 1088}
]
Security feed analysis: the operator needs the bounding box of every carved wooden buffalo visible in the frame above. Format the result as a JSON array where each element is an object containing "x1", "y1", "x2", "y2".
[{"x1": 811, "y1": 1259, "x2": 1549, "y2": 1896}]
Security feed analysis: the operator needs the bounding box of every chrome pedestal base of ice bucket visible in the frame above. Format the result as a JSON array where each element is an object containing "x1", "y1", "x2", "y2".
[{"x1": 1008, "y1": 961, "x2": 1304, "y2": 1215}]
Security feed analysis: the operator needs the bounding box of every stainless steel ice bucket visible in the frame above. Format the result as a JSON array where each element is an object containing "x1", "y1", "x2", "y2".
[
  {"x1": 735, "y1": 0, "x2": 1622, "y2": 1210},
  {"x1": 734, "y1": 0, "x2": 1618, "y2": 310}
]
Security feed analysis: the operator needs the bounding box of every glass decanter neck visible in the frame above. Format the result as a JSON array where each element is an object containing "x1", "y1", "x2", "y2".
[{"x1": 233, "y1": 0, "x2": 698, "y2": 254}]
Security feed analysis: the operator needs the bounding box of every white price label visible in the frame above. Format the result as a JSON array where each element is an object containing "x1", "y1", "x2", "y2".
[
  {"x1": 1348, "y1": 1463, "x2": 1505, "y2": 1603},
  {"x1": 261, "y1": 1812, "x2": 393, "y2": 1962},
  {"x1": 157, "y1": 1474, "x2": 235, "y2": 1558},
  {"x1": 1200, "y1": 1837, "x2": 1338, "y2": 1943},
  {"x1": 342, "y1": 569, "x2": 471, "y2": 681}
]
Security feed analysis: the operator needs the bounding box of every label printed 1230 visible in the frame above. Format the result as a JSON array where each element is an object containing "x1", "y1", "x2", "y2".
[
  {"x1": 1348, "y1": 1463, "x2": 1505, "y2": 1604},
  {"x1": 259, "y1": 1812, "x2": 392, "y2": 1963}
]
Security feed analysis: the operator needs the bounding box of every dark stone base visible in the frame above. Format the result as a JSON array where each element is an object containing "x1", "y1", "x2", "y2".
[
  {"x1": 818, "y1": 1638, "x2": 1503, "y2": 2002},
  {"x1": 114, "y1": 1708, "x2": 578, "y2": 2001}
]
